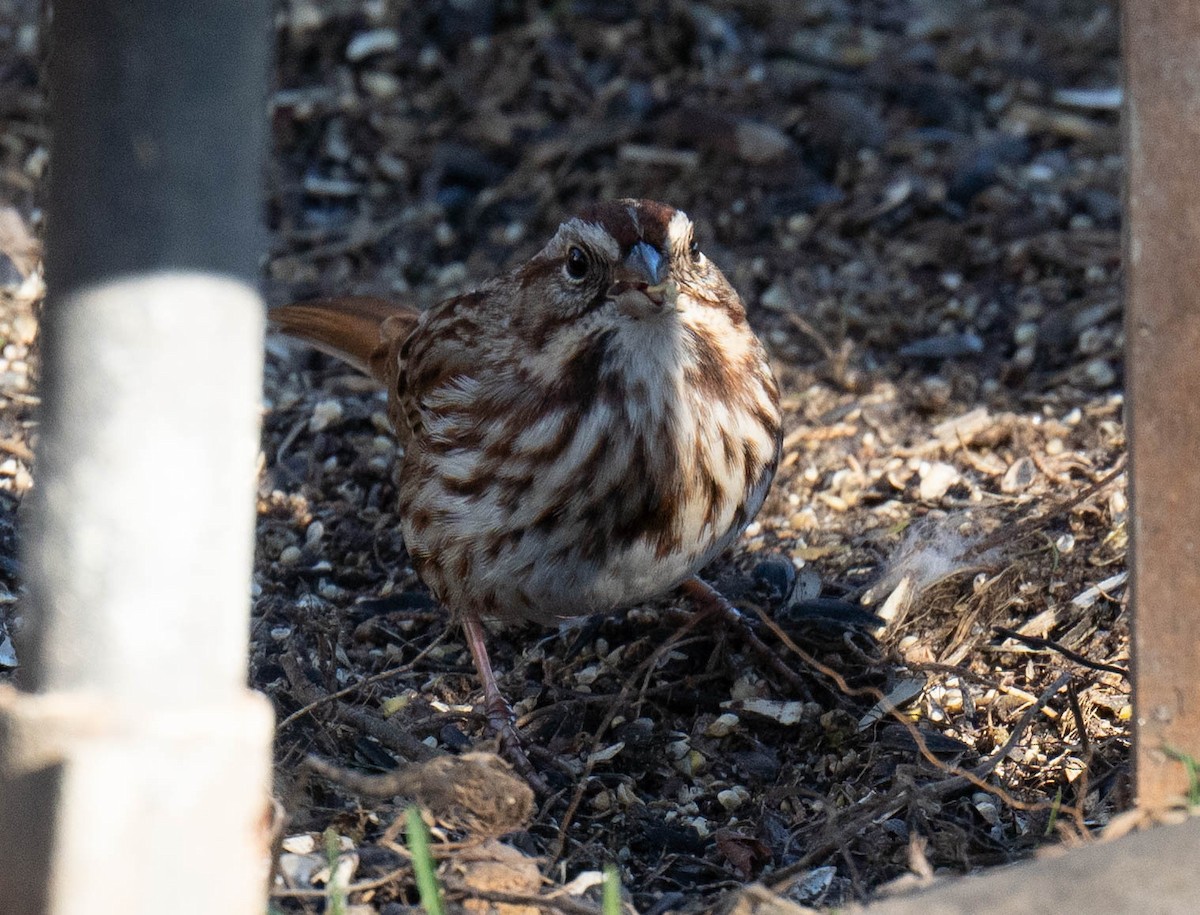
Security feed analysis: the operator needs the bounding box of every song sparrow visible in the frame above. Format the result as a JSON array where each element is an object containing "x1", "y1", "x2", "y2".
[{"x1": 273, "y1": 199, "x2": 782, "y2": 772}]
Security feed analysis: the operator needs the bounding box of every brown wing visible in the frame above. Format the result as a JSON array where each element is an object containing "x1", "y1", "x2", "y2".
[
  {"x1": 270, "y1": 291, "x2": 494, "y2": 446},
  {"x1": 392, "y1": 291, "x2": 494, "y2": 444}
]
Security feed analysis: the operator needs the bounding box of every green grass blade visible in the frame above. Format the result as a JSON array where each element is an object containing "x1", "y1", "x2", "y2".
[
  {"x1": 603, "y1": 865, "x2": 622, "y2": 915},
  {"x1": 406, "y1": 806, "x2": 445, "y2": 915},
  {"x1": 323, "y1": 827, "x2": 346, "y2": 915},
  {"x1": 1163, "y1": 745, "x2": 1200, "y2": 806}
]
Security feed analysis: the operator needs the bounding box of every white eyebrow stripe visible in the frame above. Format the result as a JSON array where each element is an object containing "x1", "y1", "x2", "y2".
[
  {"x1": 552, "y1": 219, "x2": 621, "y2": 259},
  {"x1": 667, "y1": 210, "x2": 693, "y2": 248}
]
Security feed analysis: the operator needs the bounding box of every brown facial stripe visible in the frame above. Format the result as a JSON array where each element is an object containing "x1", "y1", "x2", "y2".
[
  {"x1": 683, "y1": 324, "x2": 736, "y2": 397},
  {"x1": 516, "y1": 262, "x2": 610, "y2": 348},
  {"x1": 526, "y1": 291, "x2": 611, "y2": 349},
  {"x1": 542, "y1": 329, "x2": 617, "y2": 412}
]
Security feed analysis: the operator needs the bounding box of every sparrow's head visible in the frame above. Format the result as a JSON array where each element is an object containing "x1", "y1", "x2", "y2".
[{"x1": 518, "y1": 199, "x2": 742, "y2": 324}]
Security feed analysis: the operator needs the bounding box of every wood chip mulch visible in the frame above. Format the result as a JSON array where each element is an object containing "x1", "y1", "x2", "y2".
[{"x1": 0, "y1": 1, "x2": 1134, "y2": 912}]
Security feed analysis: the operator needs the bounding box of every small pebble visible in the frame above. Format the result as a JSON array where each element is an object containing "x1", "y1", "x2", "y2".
[
  {"x1": 575, "y1": 665, "x2": 600, "y2": 686},
  {"x1": 360, "y1": 70, "x2": 401, "y2": 99},
  {"x1": 345, "y1": 28, "x2": 399, "y2": 62},
  {"x1": 918, "y1": 461, "x2": 959, "y2": 501},
  {"x1": 436, "y1": 262, "x2": 468, "y2": 288},
  {"x1": 24, "y1": 146, "x2": 48, "y2": 179},
  {"x1": 309, "y1": 399, "x2": 344, "y2": 432},
  {"x1": 877, "y1": 575, "x2": 914, "y2": 624},
  {"x1": 11, "y1": 313, "x2": 37, "y2": 345},
  {"x1": 1077, "y1": 326, "x2": 1108, "y2": 355},
  {"x1": 318, "y1": 580, "x2": 346, "y2": 600},
  {"x1": 752, "y1": 556, "x2": 795, "y2": 600},
  {"x1": 730, "y1": 675, "x2": 763, "y2": 702},
  {"x1": 1083, "y1": 358, "x2": 1116, "y2": 388},
  {"x1": 759, "y1": 282, "x2": 790, "y2": 311},
  {"x1": 281, "y1": 834, "x2": 316, "y2": 855},
  {"x1": 305, "y1": 521, "x2": 324, "y2": 547},
  {"x1": 666, "y1": 739, "x2": 691, "y2": 761},
  {"x1": 417, "y1": 45, "x2": 441, "y2": 70},
  {"x1": 786, "y1": 213, "x2": 813, "y2": 235},
  {"x1": 0, "y1": 633, "x2": 18, "y2": 668},
  {"x1": 706, "y1": 713, "x2": 741, "y2": 738},
  {"x1": 1011, "y1": 344, "x2": 1036, "y2": 371},
  {"x1": 1045, "y1": 438, "x2": 1065, "y2": 456},
  {"x1": 791, "y1": 567, "x2": 822, "y2": 603},
  {"x1": 717, "y1": 786, "x2": 750, "y2": 811},
  {"x1": 279, "y1": 545, "x2": 302, "y2": 565},
  {"x1": 375, "y1": 152, "x2": 409, "y2": 182},
  {"x1": 898, "y1": 332, "x2": 983, "y2": 360},
  {"x1": 1024, "y1": 163, "x2": 1055, "y2": 182},
  {"x1": 916, "y1": 376, "x2": 952, "y2": 410},
  {"x1": 733, "y1": 120, "x2": 794, "y2": 164},
  {"x1": 1013, "y1": 321, "x2": 1039, "y2": 347},
  {"x1": 1000, "y1": 457, "x2": 1036, "y2": 494}
]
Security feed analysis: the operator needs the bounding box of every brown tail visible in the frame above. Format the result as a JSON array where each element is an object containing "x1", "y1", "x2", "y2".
[{"x1": 269, "y1": 296, "x2": 420, "y2": 385}]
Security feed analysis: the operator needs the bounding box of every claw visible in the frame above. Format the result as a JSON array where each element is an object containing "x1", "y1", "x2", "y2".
[{"x1": 680, "y1": 575, "x2": 811, "y2": 698}]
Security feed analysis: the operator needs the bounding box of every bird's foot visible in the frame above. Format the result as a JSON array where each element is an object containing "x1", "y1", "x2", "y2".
[
  {"x1": 681, "y1": 575, "x2": 811, "y2": 697},
  {"x1": 461, "y1": 610, "x2": 549, "y2": 793}
]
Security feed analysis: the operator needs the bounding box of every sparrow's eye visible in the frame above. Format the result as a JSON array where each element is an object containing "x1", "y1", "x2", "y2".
[
  {"x1": 564, "y1": 246, "x2": 589, "y2": 281},
  {"x1": 689, "y1": 238, "x2": 702, "y2": 263}
]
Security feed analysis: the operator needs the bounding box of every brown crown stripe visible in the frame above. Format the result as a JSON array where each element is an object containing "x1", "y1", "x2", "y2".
[{"x1": 575, "y1": 199, "x2": 676, "y2": 253}]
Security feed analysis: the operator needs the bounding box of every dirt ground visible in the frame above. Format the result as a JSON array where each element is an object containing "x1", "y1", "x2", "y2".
[{"x1": 0, "y1": 1, "x2": 1131, "y2": 912}]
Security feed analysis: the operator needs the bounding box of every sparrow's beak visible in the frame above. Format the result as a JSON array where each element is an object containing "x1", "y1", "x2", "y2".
[
  {"x1": 622, "y1": 241, "x2": 668, "y2": 287},
  {"x1": 611, "y1": 241, "x2": 676, "y2": 317}
]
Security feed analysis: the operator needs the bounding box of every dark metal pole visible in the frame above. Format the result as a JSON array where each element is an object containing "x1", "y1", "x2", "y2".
[
  {"x1": 1124, "y1": 1, "x2": 1200, "y2": 813},
  {"x1": 0, "y1": 1, "x2": 275, "y2": 911}
]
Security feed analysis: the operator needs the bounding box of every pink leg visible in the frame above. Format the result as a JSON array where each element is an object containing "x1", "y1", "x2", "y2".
[
  {"x1": 680, "y1": 575, "x2": 746, "y2": 621},
  {"x1": 460, "y1": 609, "x2": 544, "y2": 789}
]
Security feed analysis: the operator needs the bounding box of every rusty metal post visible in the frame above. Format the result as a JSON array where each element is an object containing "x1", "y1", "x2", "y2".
[{"x1": 1124, "y1": 2, "x2": 1200, "y2": 812}]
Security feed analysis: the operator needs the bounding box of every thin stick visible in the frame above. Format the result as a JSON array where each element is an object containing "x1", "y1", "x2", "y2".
[
  {"x1": 993, "y1": 626, "x2": 1129, "y2": 678},
  {"x1": 277, "y1": 628, "x2": 451, "y2": 730}
]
